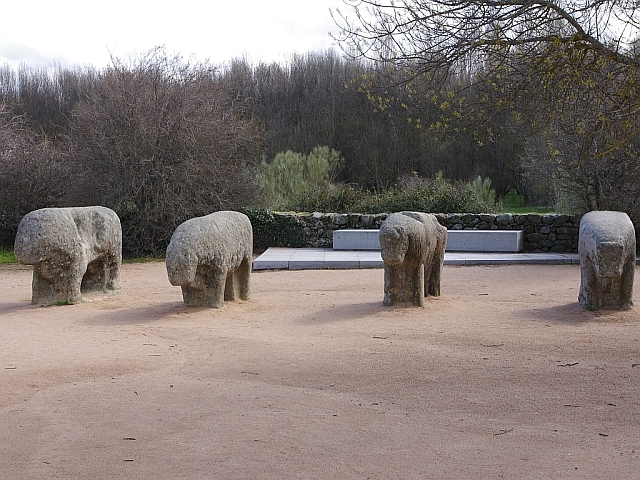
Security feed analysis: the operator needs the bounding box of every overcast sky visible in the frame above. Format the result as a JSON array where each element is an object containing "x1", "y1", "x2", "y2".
[{"x1": 1, "y1": 0, "x2": 345, "y2": 69}]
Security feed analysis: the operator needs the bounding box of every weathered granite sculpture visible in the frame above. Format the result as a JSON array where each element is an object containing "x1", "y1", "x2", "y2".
[
  {"x1": 166, "y1": 211, "x2": 253, "y2": 308},
  {"x1": 379, "y1": 211, "x2": 447, "y2": 306},
  {"x1": 14, "y1": 206, "x2": 123, "y2": 305},
  {"x1": 578, "y1": 211, "x2": 635, "y2": 310}
]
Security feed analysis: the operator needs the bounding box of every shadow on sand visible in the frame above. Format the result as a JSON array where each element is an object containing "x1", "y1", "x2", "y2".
[{"x1": 517, "y1": 301, "x2": 635, "y2": 325}]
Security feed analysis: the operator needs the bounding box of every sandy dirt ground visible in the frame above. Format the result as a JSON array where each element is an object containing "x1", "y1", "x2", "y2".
[{"x1": 0, "y1": 261, "x2": 639, "y2": 479}]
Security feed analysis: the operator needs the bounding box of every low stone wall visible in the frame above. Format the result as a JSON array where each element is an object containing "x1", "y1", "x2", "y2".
[{"x1": 275, "y1": 212, "x2": 582, "y2": 253}]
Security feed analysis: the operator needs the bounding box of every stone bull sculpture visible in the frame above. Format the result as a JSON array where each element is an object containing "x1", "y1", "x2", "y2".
[
  {"x1": 578, "y1": 211, "x2": 635, "y2": 310},
  {"x1": 14, "y1": 206, "x2": 123, "y2": 305},
  {"x1": 165, "y1": 211, "x2": 253, "y2": 308},
  {"x1": 379, "y1": 211, "x2": 447, "y2": 306}
]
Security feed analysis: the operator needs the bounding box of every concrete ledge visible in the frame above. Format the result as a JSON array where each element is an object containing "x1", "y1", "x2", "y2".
[
  {"x1": 333, "y1": 229, "x2": 524, "y2": 252},
  {"x1": 446, "y1": 230, "x2": 524, "y2": 252},
  {"x1": 253, "y1": 248, "x2": 584, "y2": 270}
]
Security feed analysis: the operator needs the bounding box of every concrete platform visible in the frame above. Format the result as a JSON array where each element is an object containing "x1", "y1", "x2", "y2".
[
  {"x1": 253, "y1": 247, "x2": 582, "y2": 270},
  {"x1": 332, "y1": 229, "x2": 525, "y2": 252}
]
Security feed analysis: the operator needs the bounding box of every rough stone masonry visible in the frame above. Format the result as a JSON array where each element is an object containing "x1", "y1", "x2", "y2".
[{"x1": 277, "y1": 212, "x2": 582, "y2": 252}]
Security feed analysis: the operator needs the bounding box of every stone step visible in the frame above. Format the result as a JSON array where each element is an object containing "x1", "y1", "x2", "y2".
[{"x1": 332, "y1": 229, "x2": 524, "y2": 253}]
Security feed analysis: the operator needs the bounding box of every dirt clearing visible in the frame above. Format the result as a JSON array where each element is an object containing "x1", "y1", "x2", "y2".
[{"x1": 1, "y1": 262, "x2": 638, "y2": 479}]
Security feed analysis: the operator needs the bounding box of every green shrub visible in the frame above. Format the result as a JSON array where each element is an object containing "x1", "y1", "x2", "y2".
[
  {"x1": 260, "y1": 146, "x2": 343, "y2": 210},
  {"x1": 294, "y1": 184, "x2": 364, "y2": 213},
  {"x1": 470, "y1": 176, "x2": 497, "y2": 205},
  {"x1": 240, "y1": 208, "x2": 305, "y2": 249},
  {"x1": 375, "y1": 177, "x2": 496, "y2": 214},
  {"x1": 286, "y1": 173, "x2": 497, "y2": 214}
]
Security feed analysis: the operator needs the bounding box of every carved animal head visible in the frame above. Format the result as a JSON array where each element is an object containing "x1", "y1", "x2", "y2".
[
  {"x1": 13, "y1": 234, "x2": 40, "y2": 265},
  {"x1": 165, "y1": 248, "x2": 198, "y2": 286},
  {"x1": 379, "y1": 226, "x2": 409, "y2": 266},
  {"x1": 14, "y1": 210, "x2": 69, "y2": 265}
]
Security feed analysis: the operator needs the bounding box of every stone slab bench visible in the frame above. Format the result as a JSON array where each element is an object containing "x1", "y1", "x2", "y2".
[
  {"x1": 332, "y1": 229, "x2": 524, "y2": 252},
  {"x1": 332, "y1": 229, "x2": 382, "y2": 250}
]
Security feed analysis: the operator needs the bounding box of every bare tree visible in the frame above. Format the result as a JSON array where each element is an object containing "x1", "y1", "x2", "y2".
[
  {"x1": 522, "y1": 56, "x2": 640, "y2": 213},
  {"x1": 333, "y1": 0, "x2": 640, "y2": 137},
  {"x1": 333, "y1": 0, "x2": 639, "y2": 76},
  {"x1": 70, "y1": 48, "x2": 264, "y2": 255},
  {"x1": 334, "y1": 0, "x2": 640, "y2": 210},
  {"x1": 0, "y1": 65, "x2": 99, "y2": 141},
  {"x1": 0, "y1": 105, "x2": 70, "y2": 246}
]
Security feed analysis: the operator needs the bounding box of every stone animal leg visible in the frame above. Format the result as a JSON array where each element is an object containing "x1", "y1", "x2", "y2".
[
  {"x1": 425, "y1": 250, "x2": 444, "y2": 297},
  {"x1": 31, "y1": 265, "x2": 61, "y2": 305},
  {"x1": 426, "y1": 269, "x2": 440, "y2": 297},
  {"x1": 32, "y1": 258, "x2": 84, "y2": 305},
  {"x1": 30, "y1": 258, "x2": 78, "y2": 305},
  {"x1": 383, "y1": 265, "x2": 399, "y2": 306},
  {"x1": 181, "y1": 286, "x2": 206, "y2": 306},
  {"x1": 224, "y1": 257, "x2": 251, "y2": 302},
  {"x1": 206, "y1": 269, "x2": 228, "y2": 308},
  {"x1": 238, "y1": 256, "x2": 252, "y2": 301},
  {"x1": 384, "y1": 264, "x2": 424, "y2": 306},
  {"x1": 67, "y1": 260, "x2": 86, "y2": 304},
  {"x1": 619, "y1": 258, "x2": 635, "y2": 310},
  {"x1": 412, "y1": 264, "x2": 425, "y2": 307},
  {"x1": 224, "y1": 270, "x2": 238, "y2": 301},
  {"x1": 180, "y1": 266, "x2": 227, "y2": 308},
  {"x1": 423, "y1": 262, "x2": 431, "y2": 298},
  {"x1": 104, "y1": 256, "x2": 122, "y2": 292},
  {"x1": 578, "y1": 259, "x2": 598, "y2": 310}
]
